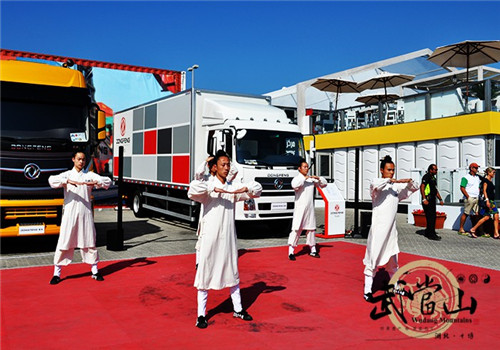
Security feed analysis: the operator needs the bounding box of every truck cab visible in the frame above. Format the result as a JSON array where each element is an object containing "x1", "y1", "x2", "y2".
[
  {"x1": 203, "y1": 96, "x2": 305, "y2": 228},
  {"x1": 0, "y1": 59, "x2": 105, "y2": 236}
]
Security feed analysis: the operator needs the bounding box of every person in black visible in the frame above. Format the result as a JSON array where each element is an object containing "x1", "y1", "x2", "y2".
[
  {"x1": 420, "y1": 164, "x2": 444, "y2": 240},
  {"x1": 469, "y1": 167, "x2": 500, "y2": 239}
]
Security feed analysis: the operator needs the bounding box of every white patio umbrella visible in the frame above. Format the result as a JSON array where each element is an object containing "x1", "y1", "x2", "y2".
[
  {"x1": 428, "y1": 40, "x2": 500, "y2": 104},
  {"x1": 355, "y1": 92, "x2": 400, "y2": 105},
  {"x1": 311, "y1": 78, "x2": 360, "y2": 113},
  {"x1": 356, "y1": 72, "x2": 415, "y2": 100},
  {"x1": 356, "y1": 92, "x2": 401, "y2": 126}
]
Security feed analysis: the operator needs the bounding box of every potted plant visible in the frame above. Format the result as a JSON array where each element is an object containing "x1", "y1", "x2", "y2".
[{"x1": 412, "y1": 209, "x2": 447, "y2": 229}]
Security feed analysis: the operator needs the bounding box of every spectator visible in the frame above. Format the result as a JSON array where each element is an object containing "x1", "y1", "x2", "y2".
[
  {"x1": 458, "y1": 163, "x2": 482, "y2": 235},
  {"x1": 469, "y1": 167, "x2": 500, "y2": 239},
  {"x1": 420, "y1": 164, "x2": 444, "y2": 241}
]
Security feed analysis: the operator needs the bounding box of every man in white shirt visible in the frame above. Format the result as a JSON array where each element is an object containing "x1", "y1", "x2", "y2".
[
  {"x1": 48, "y1": 151, "x2": 111, "y2": 284},
  {"x1": 459, "y1": 163, "x2": 482, "y2": 234}
]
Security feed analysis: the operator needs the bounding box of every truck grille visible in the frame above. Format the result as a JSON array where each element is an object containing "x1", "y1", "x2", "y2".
[
  {"x1": 4, "y1": 207, "x2": 59, "y2": 220},
  {"x1": 254, "y1": 177, "x2": 294, "y2": 192}
]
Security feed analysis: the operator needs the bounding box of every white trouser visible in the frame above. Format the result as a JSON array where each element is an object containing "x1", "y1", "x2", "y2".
[
  {"x1": 364, "y1": 255, "x2": 398, "y2": 294},
  {"x1": 197, "y1": 284, "x2": 243, "y2": 317},
  {"x1": 288, "y1": 229, "x2": 316, "y2": 248},
  {"x1": 54, "y1": 264, "x2": 98, "y2": 277},
  {"x1": 53, "y1": 247, "x2": 99, "y2": 266}
]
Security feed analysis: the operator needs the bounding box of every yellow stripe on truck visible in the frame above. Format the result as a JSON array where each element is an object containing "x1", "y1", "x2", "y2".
[{"x1": 0, "y1": 199, "x2": 64, "y2": 207}]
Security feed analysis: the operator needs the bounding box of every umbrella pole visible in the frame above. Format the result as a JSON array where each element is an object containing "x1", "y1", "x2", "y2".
[
  {"x1": 335, "y1": 92, "x2": 341, "y2": 131},
  {"x1": 465, "y1": 53, "x2": 470, "y2": 109},
  {"x1": 383, "y1": 84, "x2": 389, "y2": 125}
]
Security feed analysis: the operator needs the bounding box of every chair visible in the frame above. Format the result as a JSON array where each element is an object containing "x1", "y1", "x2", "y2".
[
  {"x1": 385, "y1": 110, "x2": 397, "y2": 125},
  {"x1": 345, "y1": 111, "x2": 356, "y2": 130},
  {"x1": 356, "y1": 112, "x2": 367, "y2": 129}
]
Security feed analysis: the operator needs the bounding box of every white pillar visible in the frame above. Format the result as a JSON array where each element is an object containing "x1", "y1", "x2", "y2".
[{"x1": 296, "y1": 83, "x2": 309, "y2": 134}]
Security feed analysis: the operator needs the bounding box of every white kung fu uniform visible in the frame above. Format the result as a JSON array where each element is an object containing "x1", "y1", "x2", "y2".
[
  {"x1": 194, "y1": 161, "x2": 240, "y2": 255},
  {"x1": 49, "y1": 168, "x2": 111, "y2": 266},
  {"x1": 189, "y1": 177, "x2": 261, "y2": 290},
  {"x1": 363, "y1": 178, "x2": 418, "y2": 282},
  {"x1": 288, "y1": 174, "x2": 328, "y2": 249},
  {"x1": 188, "y1": 177, "x2": 262, "y2": 316}
]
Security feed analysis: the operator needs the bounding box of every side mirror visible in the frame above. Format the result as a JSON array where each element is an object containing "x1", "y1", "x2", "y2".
[{"x1": 97, "y1": 110, "x2": 106, "y2": 141}]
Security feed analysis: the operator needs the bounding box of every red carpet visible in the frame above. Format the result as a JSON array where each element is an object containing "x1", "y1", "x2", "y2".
[{"x1": 1, "y1": 242, "x2": 499, "y2": 349}]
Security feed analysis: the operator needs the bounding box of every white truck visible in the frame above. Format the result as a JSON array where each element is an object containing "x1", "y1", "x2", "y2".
[{"x1": 113, "y1": 89, "x2": 306, "y2": 232}]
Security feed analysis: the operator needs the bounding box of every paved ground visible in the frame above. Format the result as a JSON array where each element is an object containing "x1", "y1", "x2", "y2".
[{"x1": 1, "y1": 207, "x2": 499, "y2": 271}]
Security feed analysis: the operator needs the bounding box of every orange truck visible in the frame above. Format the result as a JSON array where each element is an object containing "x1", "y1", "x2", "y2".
[{"x1": 0, "y1": 59, "x2": 106, "y2": 236}]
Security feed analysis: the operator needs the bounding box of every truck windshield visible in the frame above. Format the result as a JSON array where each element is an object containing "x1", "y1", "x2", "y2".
[
  {"x1": 236, "y1": 130, "x2": 305, "y2": 166},
  {"x1": 1, "y1": 100, "x2": 88, "y2": 139},
  {"x1": 0, "y1": 82, "x2": 89, "y2": 140}
]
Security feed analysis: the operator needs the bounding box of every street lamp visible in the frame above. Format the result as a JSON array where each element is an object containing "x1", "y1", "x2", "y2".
[
  {"x1": 187, "y1": 64, "x2": 199, "y2": 182},
  {"x1": 187, "y1": 64, "x2": 199, "y2": 90}
]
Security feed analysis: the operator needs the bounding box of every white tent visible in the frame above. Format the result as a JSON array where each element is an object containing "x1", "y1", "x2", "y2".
[{"x1": 264, "y1": 48, "x2": 450, "y2": 134}]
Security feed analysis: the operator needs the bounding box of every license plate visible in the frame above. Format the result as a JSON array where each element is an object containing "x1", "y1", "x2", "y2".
[
  {"x1": 271, "y1": 202, "x2": 287, "y2": 211},
  {"x1": 19, "y1": 225, "x2": 45, "y2": 235}
]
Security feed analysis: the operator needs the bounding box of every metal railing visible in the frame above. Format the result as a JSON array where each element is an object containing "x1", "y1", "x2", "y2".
[{"x1": 311, "y1": 79, "x2": 500, "y2": 134}]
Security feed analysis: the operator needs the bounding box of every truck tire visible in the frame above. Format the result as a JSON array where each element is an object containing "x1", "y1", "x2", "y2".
[{"x1": 132, "y1": 191, "x2": 146, "y2": 218}]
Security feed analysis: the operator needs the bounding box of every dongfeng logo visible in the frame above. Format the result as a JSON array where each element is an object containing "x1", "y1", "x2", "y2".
[
  {"x1": 24, "y1": 163, "x2": 41, "y2": 180},
  {"x1": 120, "y1": 117, "x2": 126, "y2": 136},
  {"x1": 274, "y1": 178, "x2": 284, "y2": 190}
]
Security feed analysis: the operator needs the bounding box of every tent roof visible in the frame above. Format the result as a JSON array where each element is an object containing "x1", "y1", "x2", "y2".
[{"x1": 265, "y1": 49, "x2": 454, "y2": 111}]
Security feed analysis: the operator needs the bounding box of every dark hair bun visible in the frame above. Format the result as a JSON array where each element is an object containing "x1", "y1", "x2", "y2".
[{"x1": 380, "y1": 155, "x2": 394, "y2": 169}]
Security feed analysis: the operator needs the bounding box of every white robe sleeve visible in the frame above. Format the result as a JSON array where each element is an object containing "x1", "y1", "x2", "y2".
[
  {"x1": 370, "y1": 178, "x2": 391, "y2": 199},
  {"x1": 195, "y1": 161, "x2": 208, "y2": 181},
  {"x1": 315, "y1": 176, "x2": 328, "y2": 189},
  {"x1": 48, "y1": 171, "x2": 69, "y2": 189},
  {"x1": 228, "y1": 163, "x2": 240, "y2": 183},
  {"x1": 87, "y1": 172, "x2": 112, "y2": 189},
  {"x1": 234, "y1": 181, "x2": 262, "y2": 201},
  {"x1": 397, "y1": 181, "x2": 419, "y2": 201},
  {"x1": 188, "y1": 180, "x2": 212, "y2": 204},
  {"x1": 291, "y1": 175, "x2": 306, "y2": 190}
]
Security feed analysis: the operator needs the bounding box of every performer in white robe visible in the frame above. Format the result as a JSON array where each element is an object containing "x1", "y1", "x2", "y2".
[
  {"x1": 48, "y1": 151, "x2": 111, "y2": 285},
  {"x1": 287, "y1": 159, "x2": 327, "y2": 260},
  {"x1": 194, "y1": 156, "x2": 240, "y2": 267},
  {"x1": 362, "y1": 155, "x2": 418, "y2": 301},
  {"x1": 188, "y1": 150, "x2": 262, "y2": 329}
]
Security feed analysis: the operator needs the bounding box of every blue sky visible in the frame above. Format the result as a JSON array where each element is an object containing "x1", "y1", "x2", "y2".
[{"x1": 2, "y1": 0, "x2": 500, "y2": 99}]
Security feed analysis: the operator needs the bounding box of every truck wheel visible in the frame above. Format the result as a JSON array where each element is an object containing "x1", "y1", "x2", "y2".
[{"x1": 132, "y1": 192, "x2": 146, "y2": 218}]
